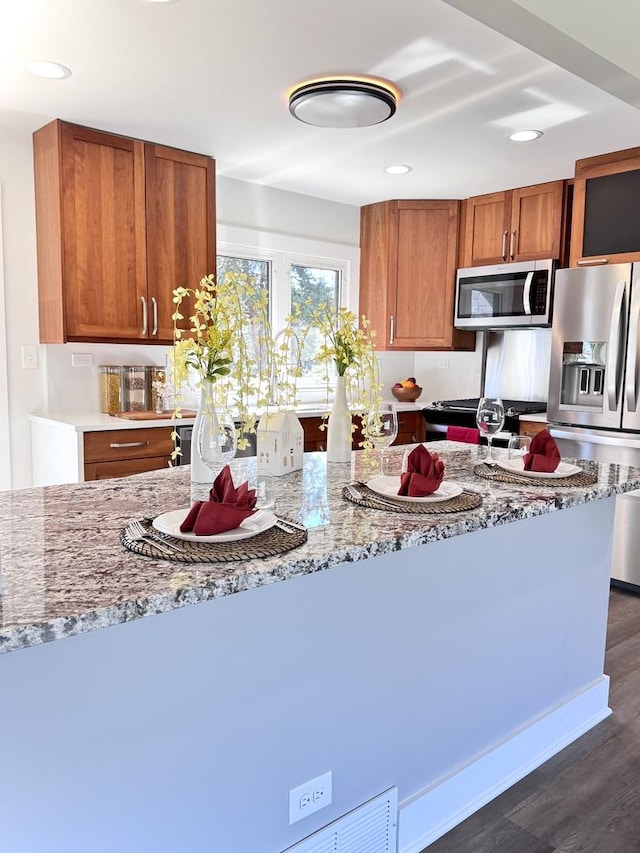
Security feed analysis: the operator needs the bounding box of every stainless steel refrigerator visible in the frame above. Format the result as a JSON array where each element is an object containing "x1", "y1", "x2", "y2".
[{"x1": 547, "y1": 262, "x2": 640, "y2": 588}]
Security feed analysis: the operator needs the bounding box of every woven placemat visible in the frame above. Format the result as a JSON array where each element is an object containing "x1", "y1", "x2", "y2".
[
  {"x1": 120, "y1": 517, "x2": 307, "y2": 562},
  {"x1": 473, "y1": 463, "x2": 598, "y2": 487},
  {"x1": 342, "y1": 484, "x2": 482, "y2": 514}
]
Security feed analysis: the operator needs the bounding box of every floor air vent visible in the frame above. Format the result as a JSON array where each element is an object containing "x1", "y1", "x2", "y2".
[{"x1": 283, "y1": 787, "x2": 398, "y2": 853}]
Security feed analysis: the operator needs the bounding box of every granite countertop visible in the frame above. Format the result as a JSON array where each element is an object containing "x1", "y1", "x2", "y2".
[{"x1": 1, "y1": 443, "x2": 637, "y2": 655}]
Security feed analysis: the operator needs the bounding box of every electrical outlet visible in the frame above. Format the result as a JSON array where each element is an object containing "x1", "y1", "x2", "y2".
[
  {"x1": 21, "y1": 345, "x2": 39, "y2": 370},
  {"x1": 288, "y1": 771, "x2": 332, "y2": 824},
  {"x1": 71, "y1": 353, "x2": 93, "y2": 368},
  {"x1": 437, "y1": 359, "x2": 450, "y2": 369}
]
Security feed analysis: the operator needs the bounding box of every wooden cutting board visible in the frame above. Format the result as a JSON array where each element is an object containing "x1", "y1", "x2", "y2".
[{"x1": 111, "y1": 410, "x2": 197, "y2": 420}]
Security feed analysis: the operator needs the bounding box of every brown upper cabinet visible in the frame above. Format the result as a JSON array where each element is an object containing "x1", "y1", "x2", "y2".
[
  {"x1": 359, "y1": 199, "x2": 475, "y2": 351},
  {"x1": 33, "y1": 120, "x2": 216, "y2": 344},
  {"x1": 459, "y1": 180, "x2": 566, "y2": 267},
  {"x1": 571, "y1": 147, "x2": 640, "y2": 267}
]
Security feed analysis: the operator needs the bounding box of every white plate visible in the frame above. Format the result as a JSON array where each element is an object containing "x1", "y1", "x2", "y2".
[
  {"x1": 152, "y1": 508, "x2": 277, "y2": 542},
  {"x1": 366, "y1": 475, "x2": 463, "y2": 503},
  {"x1": 496, "y1": 458, "x2": 582, "y2": 479}
]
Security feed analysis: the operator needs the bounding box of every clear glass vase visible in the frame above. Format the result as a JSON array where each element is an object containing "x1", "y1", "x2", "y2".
[{"x1": 190, "y1": 380, "x2": 237, "y2": 501}]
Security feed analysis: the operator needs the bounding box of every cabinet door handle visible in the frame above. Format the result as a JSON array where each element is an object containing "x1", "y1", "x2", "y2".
[
  {"x1": 151, "y1": 297, "x2": 158, "y2": 336},
  {"x1": 140, "y1": 297, "x2": 148, "y2": 335},
  {"x1": 510, "y1": 230, "x2": 516, "y2": 260},
  {"x1": 389, "y1": 315, "x2": 395, "y2": 345},
  {"x1": 501, "y1": 230, "x2": 508, "y2": 261},
  {"x1": 109, "y1": 441, "x2": 149, "y2": 449},
  {"x1": 577, "y1": 258, "x2": 609, "y2": 266}
]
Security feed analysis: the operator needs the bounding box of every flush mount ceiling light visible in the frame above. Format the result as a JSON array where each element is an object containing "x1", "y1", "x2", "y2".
[
  {"x1": 27, "y1": 60, "x2": 72, "y2": 80},
  {"x1": 289, "y1": 76, "x2": 399, "y2": 128},
  {"x1": 384, "y1": 164, "x2": 413, "y2": 175},
  {"x1": 509, "y1": 129, "x2": 544, "y2": 142}
]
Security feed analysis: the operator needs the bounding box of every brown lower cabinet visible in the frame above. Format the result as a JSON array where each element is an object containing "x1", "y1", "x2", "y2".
[
  {"x1": 82, "y1": 413, "x2": 427, "y2": 481},
  {"x1": 395, "y1": 410, "x2": 427, "y2": 445},
  {"x1": 300, "y1": 411, "x2": 425, "y2": 452},
  {"x1": 301, "y1": 417, "x2": 363, "y2": 453},
  {"x1": 83, "y1": 427, "x2": 174, "y2": 481}
]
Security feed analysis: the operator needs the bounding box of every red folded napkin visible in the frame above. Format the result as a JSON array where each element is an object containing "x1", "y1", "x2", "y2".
[
  {"x1": 446, "y1": 426, "x2": 480, "y2": 445},
  {"x1": 523, "y1": 430, "x2": 561, "y2": 473},
  {"x1": 398, "y1": 444, "x2": 445, "y2": 496},
  {"x1": 180, "y1": 465, "x2": 258, "y2": 535}
]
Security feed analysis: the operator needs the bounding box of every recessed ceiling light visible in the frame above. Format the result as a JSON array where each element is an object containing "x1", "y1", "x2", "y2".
[
  {"x1": 27, "y1": 60, "x2": 72, "y2": 80},
  {"x1": 147, "y1": 0, "x2": 176, "y2": 3},
  {"x1": 384, "y1": 164, "x2": 413, "y2": 175},
  {"x1": 509, "y1": 129, "x2": 543, "y2": 142},
  {"x1": 289, "y1": 76, "x2": 399, "y2": 128}
]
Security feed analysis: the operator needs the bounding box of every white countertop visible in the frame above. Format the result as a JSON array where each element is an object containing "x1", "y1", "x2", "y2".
[
  {"x1": 520, "y1": 412, "x2": 548, "y2": 423},
  {"x1": 29, "y1": 400, "x2": 426, "y2": 432},
  {"x1": 29, "y1": 412, "x2": 197, "y2": 432}
]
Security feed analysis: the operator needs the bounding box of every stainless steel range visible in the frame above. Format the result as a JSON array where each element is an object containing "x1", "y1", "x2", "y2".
[
  {"x1": 421, "y1": 328, "x2": 551, "y2": 443},
  {"x1": 422, "y1": 398, "x2": 546, "y2": 443}
]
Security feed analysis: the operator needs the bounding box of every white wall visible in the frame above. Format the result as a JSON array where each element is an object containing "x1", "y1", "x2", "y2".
[
  {"x1": 0, "y1": 186, "x2": 11, "y2": 489},
  {"x1": 217, "y1": 176, "x2": 360, "y2": 243},
  {"x1": 0, "y1": 129, "x2": 480, "y2": 489},
  {"x1": 414, "y1": 344, "x2": 484, "y2": 403},
  {"x1": 0, "y1": 125, "x2": 44, "y2": 491}
]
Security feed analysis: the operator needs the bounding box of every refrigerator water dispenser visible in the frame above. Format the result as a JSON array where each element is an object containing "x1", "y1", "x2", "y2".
[{"x1": 560, "y1": 341, "x2": 606, "y2": 409}]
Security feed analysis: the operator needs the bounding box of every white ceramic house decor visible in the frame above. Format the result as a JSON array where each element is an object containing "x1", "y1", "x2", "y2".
[{"x1": 256, "y1": 410, "x2": 304, "y2": 476}]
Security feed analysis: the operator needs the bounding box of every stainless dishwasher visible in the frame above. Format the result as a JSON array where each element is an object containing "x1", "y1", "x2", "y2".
[{"x1": 174, "y1": 424, "x2": 257, "y2": 465}]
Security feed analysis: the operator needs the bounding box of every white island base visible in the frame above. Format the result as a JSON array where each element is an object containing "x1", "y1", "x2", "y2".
[{"x1": 0, "y1": 498, "x2": 614, "y2": 853}]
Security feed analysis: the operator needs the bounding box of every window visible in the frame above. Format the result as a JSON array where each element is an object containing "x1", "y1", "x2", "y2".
[
  {"x1": 216, "y1": 224, "x2": 359, "y2": 399},
  {"x1": 289, "y1": 262, "x2": 341, "y2": 380},
  {"x1": 216, "y1": 254, "x2": 271, "y2": 317},
  {"x1": 216, "y1": 253, "x2": 272, "y2": 370}
]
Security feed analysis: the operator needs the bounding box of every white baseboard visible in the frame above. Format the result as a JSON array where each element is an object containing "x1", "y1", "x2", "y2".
[{"x1": 398, "y1": 676, "x2": 611, "y2": 853}]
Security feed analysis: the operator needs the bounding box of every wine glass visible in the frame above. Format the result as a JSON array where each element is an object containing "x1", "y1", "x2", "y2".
[
  {"x1": 366, "y1": 403, "x2": 399, "y2": 474},
  {"x1": 475, "y1": 397, "x2": 505, "y2": 464},
  {"x1": 196, "y1": 405, "x2": 237, "y2": 478}
]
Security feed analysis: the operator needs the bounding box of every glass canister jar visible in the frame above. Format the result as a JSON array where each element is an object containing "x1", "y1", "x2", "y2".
[
  {"x1": 146, "y1": 366, "x2": 167, "y2": 413},
  {"x1": 122, "y1": 366, "x2": 149, "y2": 412},
  {"x1": 99, "y1": 366, "x2": 123, "y2": 413}
]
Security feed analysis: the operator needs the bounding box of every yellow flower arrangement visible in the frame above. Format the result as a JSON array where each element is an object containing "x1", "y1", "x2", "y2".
[
  {"x1": 283, "y1": 301, "x2": 382, "y2": 447},
  {"x1": 170, "y1": 271, "x2": 274, "y2": 452},
  {"x1": 311, "y1": 303, "x2": 378, "y2": 379},
  {"x1": 170, "y1": 272, "x2": 382, "y2": 456}
]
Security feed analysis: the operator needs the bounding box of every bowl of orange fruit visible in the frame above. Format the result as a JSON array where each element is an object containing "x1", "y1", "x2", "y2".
[{"x1": 391, "y1": 377, "x2": 422, "y2": 402}]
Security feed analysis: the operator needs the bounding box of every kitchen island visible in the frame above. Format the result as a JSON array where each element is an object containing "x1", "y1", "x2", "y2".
[{"x1": 1, "y1": 444, "x2": 637, "y2": 853}]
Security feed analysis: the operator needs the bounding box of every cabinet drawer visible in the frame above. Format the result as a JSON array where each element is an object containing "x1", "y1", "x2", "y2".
[
  {"x1": 394, "y1": 411, "x2": 425, "y2": 445},
  {"x1": 84, "y1": 455, "x2": 172, "y2": 481},
  {"x1": 84, "y1": 427, "x2": 174, "y2": 463}
]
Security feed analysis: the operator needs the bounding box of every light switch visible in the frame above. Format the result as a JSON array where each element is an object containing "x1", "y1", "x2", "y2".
[{"x1": 21, "y1": 345, "x2": 39, "y2": 370}]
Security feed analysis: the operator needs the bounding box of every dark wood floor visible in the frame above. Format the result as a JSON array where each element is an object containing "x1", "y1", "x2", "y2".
[{"x1": 422, "y1": 587, "x2": 640, "y2": 853}]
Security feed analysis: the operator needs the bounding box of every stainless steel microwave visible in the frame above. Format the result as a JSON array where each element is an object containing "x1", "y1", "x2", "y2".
[{"x1": 454, "y1": 259, "x2": 556, "y2": 330}]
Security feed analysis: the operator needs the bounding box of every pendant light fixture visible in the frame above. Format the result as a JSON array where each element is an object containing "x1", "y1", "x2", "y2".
[{"x1": 289, "y1": 76, "x2": 399, "y2": 128}]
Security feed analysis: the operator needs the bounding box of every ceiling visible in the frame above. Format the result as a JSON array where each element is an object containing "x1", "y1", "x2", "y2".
[{"x1": 2, "y1": 0, "x2": 640, "y2": 207}]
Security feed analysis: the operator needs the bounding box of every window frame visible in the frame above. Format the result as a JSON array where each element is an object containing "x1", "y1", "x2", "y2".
[{"x1": 216, "y1": 224, "x2": 360, "y2": 398}]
